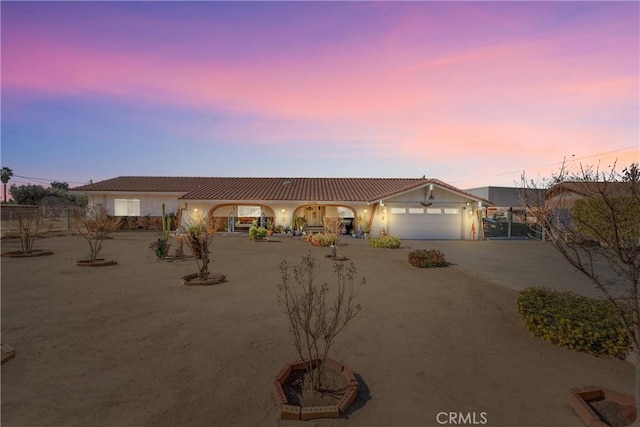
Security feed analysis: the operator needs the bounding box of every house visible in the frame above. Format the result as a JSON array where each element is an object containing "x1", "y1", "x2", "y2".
[
  {"x1": 464, "y1": 187, "x2": 545, "y2": 222},
  {"x1": 71, "y1": 176, "x2": 492, "y2": 240},
  {"x1": 465, "y1": 186, "x2": 546, "y2": 239},
  {"x1": 544, "y1": 181, "x2": 632, "y2": 209}
]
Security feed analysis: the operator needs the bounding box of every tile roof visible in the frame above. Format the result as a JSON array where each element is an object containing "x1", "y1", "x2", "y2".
[
  {"x1": 73, "y1": 176, "x2": 490, "y2": 204},
  {"x1": 72, "y1": 176, "x2": 216, "y2": 193},
  {"x1": 546, "y1": 181, "x2": 633, "y2": 199}
]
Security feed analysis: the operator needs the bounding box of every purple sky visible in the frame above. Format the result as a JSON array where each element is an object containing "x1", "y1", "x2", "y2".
[{"x1": 2, "y1": 1, "x2": 638, "y2": 190}]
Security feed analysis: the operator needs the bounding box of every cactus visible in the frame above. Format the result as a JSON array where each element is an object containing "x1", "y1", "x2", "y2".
[{"x1": 162, "y1": 203, "x2": 170, "y2": 241}]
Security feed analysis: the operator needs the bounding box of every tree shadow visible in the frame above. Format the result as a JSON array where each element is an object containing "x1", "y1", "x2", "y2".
[{"x1": 341, "y1": 373, "x2": 371, "y2": 418}]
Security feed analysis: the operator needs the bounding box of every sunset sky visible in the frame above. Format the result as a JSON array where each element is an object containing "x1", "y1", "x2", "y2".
[{"x1": 2, "y1": 1, "x2": 638, "y2": 190}]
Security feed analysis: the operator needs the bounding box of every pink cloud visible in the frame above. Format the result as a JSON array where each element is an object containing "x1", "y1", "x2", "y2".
[
  {"x1": 4, "y1": 26, "x2": 636, "y2": 124},
  {"x1": 3, "y1": 3, "x2": 636, "y2": 179}
]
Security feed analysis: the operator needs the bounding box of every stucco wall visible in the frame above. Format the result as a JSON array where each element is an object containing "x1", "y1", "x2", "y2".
[
  {"x1": 380, "y1": 187, "x2": 482, "y2": 240},
  {"x1": 87, "y1": 193, "x2": 182, "y2": 216}
]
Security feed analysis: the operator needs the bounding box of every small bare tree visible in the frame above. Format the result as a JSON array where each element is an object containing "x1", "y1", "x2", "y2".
[
  {"x1": 11, "y1": 207, "x2": 52, "y2": 253},
  {"x1": 323, "y1": 216, "x2": 344, "y2": 259},
  {"x1": 278, "y1": 252, "x2": 365, "y2": 392},
  {"x1": 521, "y1": 161, "x2": 639, "y2": 418},
  {"x1": 73, "y1": 205, "x2": 120, "y2": 262},
  {"x1": 181, "y1": 211, "x2": 224, "y2": 280}
]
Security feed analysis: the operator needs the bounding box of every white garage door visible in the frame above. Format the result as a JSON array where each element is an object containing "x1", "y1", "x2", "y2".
[{"x1": 388, "y1": 206, "x2": 462, "y2": 239}]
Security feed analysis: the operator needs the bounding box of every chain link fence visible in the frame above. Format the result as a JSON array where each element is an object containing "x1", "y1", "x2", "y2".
[{"x1": 1, "y1": 205, "x2": 86, "y2": 237}]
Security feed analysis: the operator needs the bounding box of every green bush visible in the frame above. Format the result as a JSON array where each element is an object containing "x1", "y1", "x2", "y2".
[
  {"x1": 311, "y1": 233, "x2": 337, "y2": 247},
  {"x1": 516, "y1": 287, "x2": 631, "y2": 359},
  {"x1": 149, "y1": 238, "x2": 170, "y2": 259},
  {"x1": 249, "y1": 226, "x2": 267, "y2": 241},
  {"x1": 408, "y1": 249, "x2": 447, "y2": 268},
  {"x1": 368, "y1": 236, "x2": 401, "y2": 248}
]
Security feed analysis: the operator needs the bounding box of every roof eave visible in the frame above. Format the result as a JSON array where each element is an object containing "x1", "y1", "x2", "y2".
[{"x1": 368, "y1": 181, "x2": 493, "y2": 206}]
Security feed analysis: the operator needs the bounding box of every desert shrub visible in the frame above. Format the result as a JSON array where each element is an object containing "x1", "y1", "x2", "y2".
[
  {"x1": 73, "y1": 205, "x2": 120, "y2": 262},
  {"x1": 9, "y1": 207, "x2": 52, "y2": 253},
  {"x1": 311, "y1": 232, "x2": 337, "y2": 247},
  {"x1": 368, "y1": 236, "x2": 401, "y2": 249},
  {"x1": 249, "y1": 226, "x2": 267, "y2": 241},
  {"x1": 517, "y1": 287, "x2": 631, "y2": 359},
  {"x1": 149, "y1": 238, "x2": 170, "y2": 259},
  {"x1": 408, "y1": 249, "x2": 447, "y2": 268}
]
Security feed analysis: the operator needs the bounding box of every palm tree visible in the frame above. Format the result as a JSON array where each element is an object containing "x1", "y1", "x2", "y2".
[{"x1": 1, "y1": 167, "x2": 13, "y2": 203}]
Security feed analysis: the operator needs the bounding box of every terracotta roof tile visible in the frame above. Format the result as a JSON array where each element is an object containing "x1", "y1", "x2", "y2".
[
  {"x1": 546, "y1": 181, "x2": 633, "y2": 200},
  {"x1": 179, "y1": 178, "x2": 433, "y2": 202},
  {"x1": 73, "y1": 176, "x2": 490, "y2": 204},
  {"x1": 73, "y1": 176, "x2": 217, "y2": 193}
]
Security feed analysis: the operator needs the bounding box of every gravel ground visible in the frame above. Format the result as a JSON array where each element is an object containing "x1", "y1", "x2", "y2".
[{"x1": 1, "y1": 232, "x2": 634, "y2": 427}]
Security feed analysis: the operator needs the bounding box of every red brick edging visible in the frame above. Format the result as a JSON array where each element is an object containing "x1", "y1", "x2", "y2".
[
  {"x1": 2, "y1": 250, "x2": 54, "y2": 258},
  {"x1": 273, "y1": 357, "x2": 359, "y2": 421},
  {"x1": 1, "y1": 344, "x2": 15, "y2": 365},
  {"x1": 568, "y1": 385, "x2": 636, "y2": 426}
]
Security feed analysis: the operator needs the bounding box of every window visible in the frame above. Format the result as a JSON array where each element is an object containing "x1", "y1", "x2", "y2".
[
  {"x1": 444, "y1": 208, "x2": 460, "y2": 215},
  {"x1": 238, "y1": 205, "x2": 262, "y2": 217},
  {"x1": 409, "y1": 208, "x2": 424, "y2": 214},
  {"x1": 391, "y1": 208, "x2": 406, "y2": 214},
  {"x1": 114, "y1": 199, "x2": 140, "y2": 216},
  {"x1": 427, "y1": 208, "x2": 442, "y2": 214}
]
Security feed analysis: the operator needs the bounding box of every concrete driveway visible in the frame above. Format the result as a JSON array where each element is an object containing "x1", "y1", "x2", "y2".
[{"x1": 401, "y1": 239, "x2": 616, "y2": 298}]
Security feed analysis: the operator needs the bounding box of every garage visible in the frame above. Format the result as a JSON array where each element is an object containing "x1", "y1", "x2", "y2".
[{"x1": 387, "y1": 205, "x2": 462, "y2": 239}]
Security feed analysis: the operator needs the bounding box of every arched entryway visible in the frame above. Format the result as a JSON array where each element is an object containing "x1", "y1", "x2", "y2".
[
  {"x1": 292, "y1": 204, "x2": 357, "y2": 233},
  {"x1": 207, "y1": 204, "x2": 276, "y2": 232}
]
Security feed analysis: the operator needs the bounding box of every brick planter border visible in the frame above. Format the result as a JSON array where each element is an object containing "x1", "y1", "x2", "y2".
[
  {"x1": 1, "y1": 344, "x2": 16, "y2": 365},
  {"x1": 2, "y1": 249, "x2": 54, "y2": 258},
  {"x1": 76, "y1": 259, "x2": 118, "y2": 267},
  {"x1": 568, "y1": 385, "x2": 636, "y2": 427},
  {"x1": 273, "y1": 357, "x2": 359, "y2": 421},
  {"x1": 181, "y1": 273, "x2": 226, "y2": 286}
]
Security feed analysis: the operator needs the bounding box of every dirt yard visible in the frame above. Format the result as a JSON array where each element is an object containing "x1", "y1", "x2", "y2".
[{"x1": 1, "y1": 232, "x2": 634, "y2": 426}]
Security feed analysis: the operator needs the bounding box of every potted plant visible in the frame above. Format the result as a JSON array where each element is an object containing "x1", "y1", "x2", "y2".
[
  {"x1": 291, "y1": 215, "x2": 305, "y2": 236},
  {"x1": 362, "y1": 223, "x2": 371, "y2": 239},
  {"x1": 266, "y1": 218, "x2": 275, "y2": 236},
  {"x1": 357, "y1": 214, "x2": 371, "y2": 239}
]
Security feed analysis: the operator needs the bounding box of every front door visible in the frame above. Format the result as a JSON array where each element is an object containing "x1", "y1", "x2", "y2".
[{"x1": 305, "y1": 205, "x2": 325, "y2": 227}]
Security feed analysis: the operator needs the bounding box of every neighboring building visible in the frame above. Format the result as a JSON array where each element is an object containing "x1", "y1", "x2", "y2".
[
  {"x1": 545, "y1": 181, "x2": 631, "y2": 209},
  {"x1": 465, "y1": 186, "x2": 545, "y2": 222},
  {"x1": 72, "y1": 176, "x2": 492, "y2": 240},
  {"x1": 465, "y1": 186, "x2": 546, "y2": 239}
]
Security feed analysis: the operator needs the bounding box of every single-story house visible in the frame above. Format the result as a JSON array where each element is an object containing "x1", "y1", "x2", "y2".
[
  {"x1": 71, "y1": 176, "x2": 492, "y2": 240},
  {"x1": 464, "y1": 186, "x2": 546, "y2": 239},
  {"x1": 545, "y1": 181, "x2": 632, "y2": 209},
  {"x1": 465, "y1": 186, "x2": 545, "y2": 220}
]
